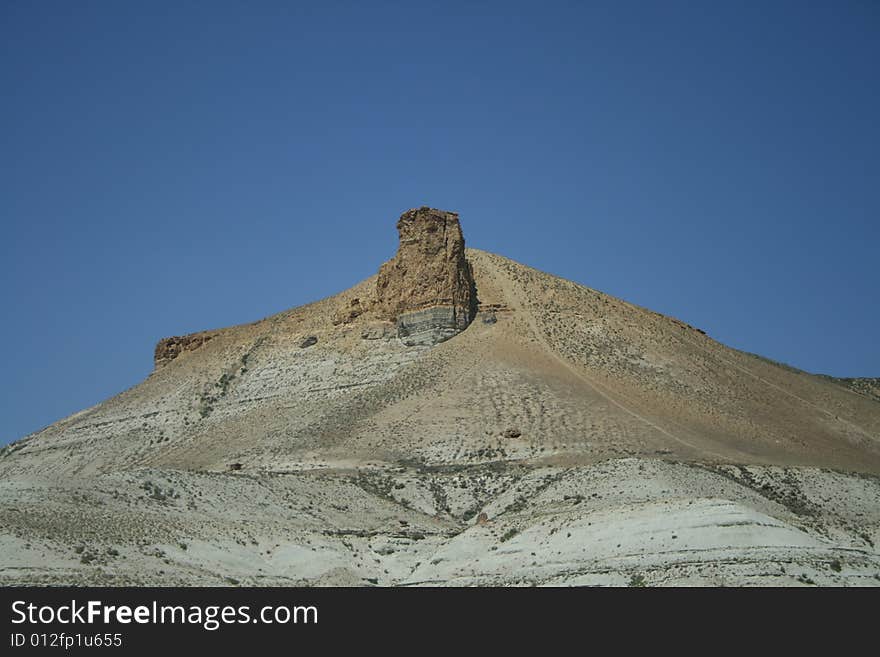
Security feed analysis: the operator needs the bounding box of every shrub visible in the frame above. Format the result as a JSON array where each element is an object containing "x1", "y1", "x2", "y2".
[{"x1": 628, "y1": 574, "x2": 647, "y2": 587}]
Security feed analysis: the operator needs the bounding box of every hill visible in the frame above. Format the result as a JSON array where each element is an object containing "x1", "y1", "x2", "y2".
[{"x1": 2, "y1": 208, "x2": 878, "y2": 586}]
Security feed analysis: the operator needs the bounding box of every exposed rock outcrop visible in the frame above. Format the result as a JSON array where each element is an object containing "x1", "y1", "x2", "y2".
[
  {"x1": 332, "y1": 297, "x2": 364, "y2": 325},
  {"x1": 154, "y1": 333, "x2": 215, "y2": 368},
  {"x1": 376, "y1": 207, "x2": 477, "y2": 346},
  {"x1": 360, "y1": 322, "x2": 395, "y2": 340}
]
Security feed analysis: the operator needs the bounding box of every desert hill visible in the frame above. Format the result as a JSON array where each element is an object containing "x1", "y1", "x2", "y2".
[{"x1": 1, "y1": 207, "x2": 878, "y2": 586}]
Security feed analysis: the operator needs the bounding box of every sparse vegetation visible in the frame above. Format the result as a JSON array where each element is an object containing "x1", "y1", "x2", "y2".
[
  {"x1": 500, "y1": 528, "x2": 519, "y2": 542},
  {"x1": 628, "y1": 574, "x2": 647, "y2": 587},
  {"x1": 141, "y1": 480, "x2": 179, "y2": 503}
]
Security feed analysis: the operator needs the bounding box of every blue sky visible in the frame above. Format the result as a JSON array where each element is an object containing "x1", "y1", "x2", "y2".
[{"x1": 2, "y1": 1, "x2": 878, "y2": 444}]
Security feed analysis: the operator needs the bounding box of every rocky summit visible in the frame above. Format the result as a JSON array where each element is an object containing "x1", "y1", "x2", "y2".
[
  {"x1": 376, "y1": 207, "x2": 477, "y2": 346},
  {"x1": 2, "y1": 207, "x2": 880, "y2": 587}
]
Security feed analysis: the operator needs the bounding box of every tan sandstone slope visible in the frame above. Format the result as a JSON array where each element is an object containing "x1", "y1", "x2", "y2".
[{"x1": 1, "y1": 207, "x2": 879, "y2": 586}]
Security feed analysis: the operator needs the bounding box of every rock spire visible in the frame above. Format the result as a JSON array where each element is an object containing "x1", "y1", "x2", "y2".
[{"x1": 376, "y1": 207, "x2": 477, "y2": 345}]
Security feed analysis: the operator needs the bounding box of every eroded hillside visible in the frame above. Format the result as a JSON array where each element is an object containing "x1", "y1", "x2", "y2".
[{"x1": 2, "y1": 208, "x2": 879, "y2": 586}]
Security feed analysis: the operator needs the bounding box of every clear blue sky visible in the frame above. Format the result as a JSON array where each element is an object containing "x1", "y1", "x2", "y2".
[{"x1": 2, "y1": 1, "x2": 878, "y2": 444}]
